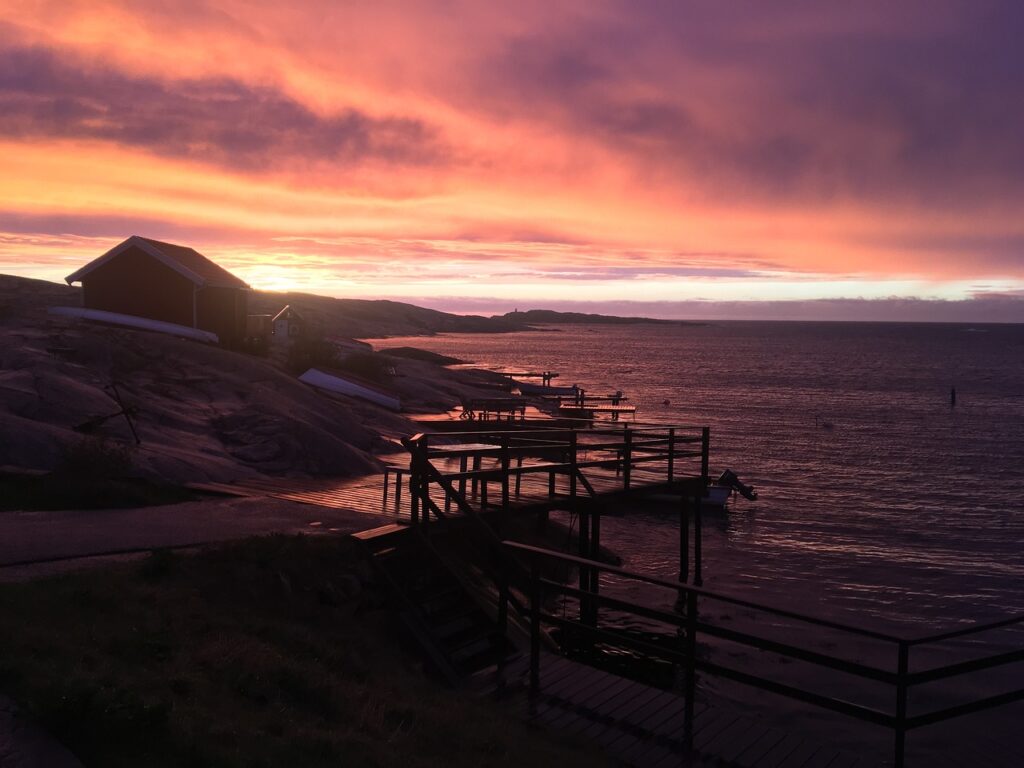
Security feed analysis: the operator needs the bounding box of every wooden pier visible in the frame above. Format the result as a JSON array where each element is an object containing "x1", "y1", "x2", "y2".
[
  {"x1": 475, "y1": 652, "x2": 880, "y2": 768},
  {"x1": 187, "y1": 417, "x2": 1024, "y2": 767},
  {"x1": 400, "y1": 424, "x2": 710, "y2": 584}
]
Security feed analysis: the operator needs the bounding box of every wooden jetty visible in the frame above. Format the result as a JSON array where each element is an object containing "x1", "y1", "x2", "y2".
[
  {"x1": 191, "y1": 419, "x2": 1024, "y2": 767},
  {"x1": 484, "y1": 541, "x2": 1024, "y2": 768},
  {"x1": 496, "y1": 369, "x2": 560, "y2": 386},
  {"x1": 459, "y1": 396, "x2": 528, "y2": 421},
  {"x1": 475, "y1": 652, "x2": 880, "y2": 767},
  {"x1": 553, "y1": 388, "x2": 637, "y2": 421}
]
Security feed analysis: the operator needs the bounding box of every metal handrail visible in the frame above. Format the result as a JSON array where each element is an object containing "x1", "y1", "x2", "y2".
[
  {"x1": 506, "y1": 540, "x2": 903, "y2": 641},
  {"x1": 907, "y1": 613, "x2": 1024, "y2": 646},
  {"x1": 504, "y1": 541, "x2": 1024, "y2": 767}
]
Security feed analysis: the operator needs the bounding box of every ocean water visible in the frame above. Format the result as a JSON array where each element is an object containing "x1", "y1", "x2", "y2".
[{"x1": 371, "y1": 321, "x2": 1024, "y2": 760}]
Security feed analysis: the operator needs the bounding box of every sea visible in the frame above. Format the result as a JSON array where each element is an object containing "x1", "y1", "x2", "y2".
[{"x1": 369, "y1": 321, "x2": 1024, "y2": 763}]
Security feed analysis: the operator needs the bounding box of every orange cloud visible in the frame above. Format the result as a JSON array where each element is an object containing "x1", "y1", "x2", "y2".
[{"x1": 1, "y1": 1, "x2": 1024, "y2": 311}]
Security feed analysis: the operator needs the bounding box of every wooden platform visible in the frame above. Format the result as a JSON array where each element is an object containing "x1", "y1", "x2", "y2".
[
  {"x1": 186, "y1": 442, "x2": 699, "y2": 525},
  {"x1": 188, "y1": 473, "x2": 403, "y2": 519},
  {"x1": 477, "y1": 653, "x2": 881, "y2": 768}
]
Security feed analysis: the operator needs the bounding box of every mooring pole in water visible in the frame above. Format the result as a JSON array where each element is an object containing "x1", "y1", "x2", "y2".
[{"x1": 951, "y1": 386, "x2": 957, "y2": 408}]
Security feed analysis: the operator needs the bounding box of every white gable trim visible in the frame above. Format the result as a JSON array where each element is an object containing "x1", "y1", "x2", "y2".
[{"x1": 65, "y1": 235, "x2": 208, "y2": 287}]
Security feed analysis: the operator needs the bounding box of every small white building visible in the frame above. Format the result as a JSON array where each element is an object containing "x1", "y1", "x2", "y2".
[{"x1": 271, "y1": 305, "x2": 303, "y2": 345}]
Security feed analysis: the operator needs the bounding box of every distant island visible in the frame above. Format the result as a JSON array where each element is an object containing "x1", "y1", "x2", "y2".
[
  {"x1": 1, "y1": 274, "x2": 678, "y2": 341},
  {"x1": 498, "y1": 309, "x2": 680, "y2": 326},
  {"x1": 247, "y1": 291, "x2": 677, "y2": 336}
]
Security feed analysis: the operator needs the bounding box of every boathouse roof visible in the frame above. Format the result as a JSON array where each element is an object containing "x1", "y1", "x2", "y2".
[
  {"x1": 65, "y1": 235, "x2": 250, "y2": 290},
  {"x1": 272, "y1": 304, "x2": 303, "y2": 324}
]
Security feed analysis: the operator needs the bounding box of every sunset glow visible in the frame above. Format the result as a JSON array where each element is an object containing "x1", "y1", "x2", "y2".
[{"x1": 3, "y1": 1, "x2": 1023, "y2": 319}]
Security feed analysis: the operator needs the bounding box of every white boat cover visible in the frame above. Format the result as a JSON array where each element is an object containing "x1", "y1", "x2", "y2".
[
  {"x1": 48, "y1": 306, "x2": 219, "y2": 343},
  {"x1": 299, "y1": 367, "x2": 402, "y2": 411}
]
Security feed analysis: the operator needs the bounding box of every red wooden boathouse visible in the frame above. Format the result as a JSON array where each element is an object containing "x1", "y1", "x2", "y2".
[{"x1": 65, "y1": 236, "x2": 250, "y2": 344}]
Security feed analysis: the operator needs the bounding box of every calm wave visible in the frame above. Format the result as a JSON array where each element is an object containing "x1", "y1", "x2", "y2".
[{"x1": 373, "y1": 321, "x2": 1024, "y2": 631}]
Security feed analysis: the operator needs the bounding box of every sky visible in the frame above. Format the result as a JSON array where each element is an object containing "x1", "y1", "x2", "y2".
[{"x1": 2, "y1": 1, "x2": 1023, "y2": 321}]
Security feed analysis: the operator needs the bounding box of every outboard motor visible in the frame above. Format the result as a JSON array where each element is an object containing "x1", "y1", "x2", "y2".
[{"x1": 717, "y1": 469, "x2": 758, "y2": 501}]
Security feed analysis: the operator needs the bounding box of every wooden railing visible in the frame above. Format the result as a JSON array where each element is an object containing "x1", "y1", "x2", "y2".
[
  {"x1": 400, "y1": 424, "x2": 710, "y2": 525},
  {"x1": 502, "y1": 541, "x2": 1024, "y2": 768}
]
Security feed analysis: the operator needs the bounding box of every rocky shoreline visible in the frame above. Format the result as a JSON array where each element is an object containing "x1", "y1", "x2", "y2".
[{"x1": 0, "y1": 274, "x2": 516, "y2": 487}]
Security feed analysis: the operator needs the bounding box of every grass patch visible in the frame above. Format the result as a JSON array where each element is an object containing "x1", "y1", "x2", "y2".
[{"x1": 0, "y1": 536, "x2": 605, "y2": 768}]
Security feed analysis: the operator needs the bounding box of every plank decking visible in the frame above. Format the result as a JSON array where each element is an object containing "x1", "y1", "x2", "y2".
[{"x1": 476, "y1": 653, "x2": 882, "y2": 768}]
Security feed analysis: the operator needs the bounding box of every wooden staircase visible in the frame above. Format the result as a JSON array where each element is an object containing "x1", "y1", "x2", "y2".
[{"x1": 353, "y1": 524, "x2": 516, "y2": 685}]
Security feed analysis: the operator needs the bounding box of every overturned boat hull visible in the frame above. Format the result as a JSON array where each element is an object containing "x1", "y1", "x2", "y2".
[{"x1": 299, "y1": 367, "x2": 402, "y2": 411}]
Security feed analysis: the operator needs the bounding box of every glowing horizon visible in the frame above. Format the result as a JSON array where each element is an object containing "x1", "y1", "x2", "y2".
[{"x1": 2, "y1": 2, "x2": 1023, "y2": 320}]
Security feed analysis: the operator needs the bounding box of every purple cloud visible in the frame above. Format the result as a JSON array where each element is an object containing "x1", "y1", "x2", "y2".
[{"x1": 0, "y1": 44, "x2": 442, "y2": 171}]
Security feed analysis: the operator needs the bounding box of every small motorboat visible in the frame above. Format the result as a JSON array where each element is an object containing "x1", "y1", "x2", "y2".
[{"x1": 702, "y1": 469, "x2": 758, "y2": 508}]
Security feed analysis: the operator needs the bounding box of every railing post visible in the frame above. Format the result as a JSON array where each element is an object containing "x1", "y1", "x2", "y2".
[
  {"x1": 684, "y1": 588, "x2": 698, "y2": 756},
  {"x1": 623, "y1": 426, "x2": 632, "y2": 490},
  {"x1": 410, "y1": 456, "x2": 420, "y2": 527},
  {"x1": 569, "y1": 431, "x2": 578, "y2": 502},
  {"x1": 419, "y1": 434, "x2": 431, "y2": 523},
  {"x1": 500, "y1": 436, "x2": 510, "y2": 535},
  {"x1": 530, "y1": 556, "x2": 541, "y2": 696},
  {"x1": 895, "y1": 641, "x2": 908, "y2": 768},
  {"x1": 498, "y1": 566, "x2": 509, "y2": 636},
  {"x1": 667, "y1": 427, "x2": 676, "y2": 483}
]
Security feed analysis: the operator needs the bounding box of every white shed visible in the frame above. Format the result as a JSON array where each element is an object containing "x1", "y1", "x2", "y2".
[{"x1": 271, "y1": 305, "x2": 304, "y2": 345}]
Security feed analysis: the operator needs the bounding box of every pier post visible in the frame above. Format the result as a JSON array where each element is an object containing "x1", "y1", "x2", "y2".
[
  {"x1": 679, "y1": 491, "x2": 690, "y2": 583},
  {"x1": 569, "y1": 430, "x2": 578, "y2": 503},
  {"x1": 694, "y1": 497, "x2": 703, "y2": 587},
  {"x1": 683, "y1": 589, "x2": 698, "y2": 756},
  {"x1": 530, "y1": 557, "x2": 541, "y2": 696},
  {"x1": 578, "y1": 506, "x2": 590, "y2": 624},
  {"x1": 585, "y1": 502, "x2": 601, "y2": 628},
  {"x1": 895, "y1": 641, "x2": 908, "y2": 768},
  {"x1": 500, "y1": 436, "x2": 510, "y2": 536},
  {"x1": 420, "y1": 435, "x2": 431, "y2": 523},
  {"x1": 667, "y1": 428, "x2": 676, "y2": 483},
  {"x1": 410, "y1": 441, "x2": 421, "y2": 526},
  {"x1": 498, "y1": 567, "x2": 509, "y2": 636},
  {"x1": 457, "y1": 455, "x2": 467, "y2": 511},
  {"x1": 700, "y1": 427, "x2": 710, "y2": 483},
  {"x1": 471, "y1": 454, "x2": 481, "y2": 500},
  {"x1": 623, "y1": 426, "x2": 632, "y2": 490}
]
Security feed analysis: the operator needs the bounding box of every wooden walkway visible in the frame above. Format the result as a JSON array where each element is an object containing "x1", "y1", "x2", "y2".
[
  {"x1": 187, "y1": 450, "x2": 695, "y2": 522},
  {"x1": 476, "y1": 653, "x2": 879, "y2": 768},
  {"x1": 188, "y1": 473, "x2": 402, "y2": 519}
]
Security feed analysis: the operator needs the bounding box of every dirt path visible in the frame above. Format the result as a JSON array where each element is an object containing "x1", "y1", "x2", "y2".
[{"x1": 0, "y1": 496, "x2": 380, "y2": 579}]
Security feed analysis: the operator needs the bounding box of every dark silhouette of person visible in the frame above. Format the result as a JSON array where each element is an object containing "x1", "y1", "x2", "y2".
[{"x1": 950, "y1": 386, "x2": 957, "y2": 407}]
